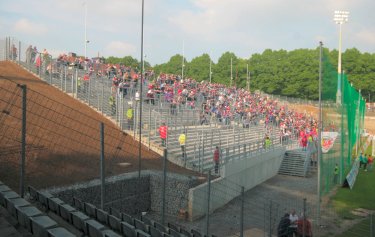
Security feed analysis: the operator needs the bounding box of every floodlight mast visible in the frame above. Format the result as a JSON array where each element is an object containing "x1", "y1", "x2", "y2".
[
  {"x1": 334, "y1": 10, "x2": 349, "y2": 105},
  {"x1": 84, "y1": 2, "x2": 88, "y2": 60}
]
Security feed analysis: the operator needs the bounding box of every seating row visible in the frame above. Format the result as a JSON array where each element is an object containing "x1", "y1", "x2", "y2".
[
  {"x1": 28, "y1": 185, "x2": 217, "y2": 237},
  {"x1": 0, "y1": 181, "x2": 75, "y2": 237},
  {"x1": 72, "y1": 196, "x2": 214, "y2": 237},
  {"x1": 28, "y1": 185, "x2": 121, "y2": 237}
]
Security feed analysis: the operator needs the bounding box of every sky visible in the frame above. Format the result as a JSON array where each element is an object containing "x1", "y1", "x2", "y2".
[{"x1": 1, "y1": 0, "x2": 375, "y2": 65}]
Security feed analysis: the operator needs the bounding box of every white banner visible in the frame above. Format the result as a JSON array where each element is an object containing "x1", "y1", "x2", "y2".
[
  {"x1": 321, "y1": 132, "x2": 339, "y2": 153},
  {"x1": 346, "y1": 159, "x2": 360, "y2": 189},
  {"x1": 372, "y1": 137, "x2": 375, "y2": 156}
]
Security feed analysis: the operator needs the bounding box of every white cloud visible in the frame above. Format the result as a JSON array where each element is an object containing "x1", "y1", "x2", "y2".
[
  {"x1": 104, "y1": 41, "x2": 137, "y2": 57},
  {"x1": 14, "y1": 18, "x2": 47, "y2": 35}
]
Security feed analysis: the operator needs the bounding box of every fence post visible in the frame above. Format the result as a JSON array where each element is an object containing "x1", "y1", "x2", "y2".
[
  {"x1": 88, "y1": 77, "x2": 91, "y2": 105},
  {"x1": 371, "y1": 213, "x2": 374, "y2": 237},
  {"x1": 19, "y1": 84, "x2": 27, "y2": 198},
  {"x1": 240, "y1": 186, "x2": 244, "y2": 237},
  {"x1": 75, "y1": 68, "x2": 78, "y2": 98},
  {"x1": 101, "y1": 75, "x2": 104, "y2": 113},
  {"x1": 50, "y1": 56, "x2": 53, "y2": 85},
  {"x1": 206, "y1": 170, "x2": 211, "y2": 236},
  {"x1": 71, "y1": 68, "x2": 73, "y2": 94},
  {"x1": 64, "y1": 65, "x2": 67, "y2": 91},
  {"x1": 5, "y1": 37, "x2": 8, "y2": 60},
  {"x1": 18, "y1": 41, "x2": 21, "y2": 64},
  {"x1": 100, "y1": 122, "x2": 105, "y2": 210},
  {"x1": 303, "y1": 198, "x2": 306, "y2": 237},
  {"x1": 269, "y1": 200, "x2": 272, "y2": 237},
  {"x1": 161, "y1": 148, "x2": 167, "y2": 225},
  {"x1": 148, "y1": 106, "x2": 151, "y2": 150},
  {"x1": 61, "y1": 65, "x2": 64, "y2": 89}
]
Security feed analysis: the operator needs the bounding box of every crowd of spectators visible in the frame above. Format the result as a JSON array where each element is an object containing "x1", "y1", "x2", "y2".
[
  {"x1": 26, "y1": 47, "x2": 319, "y2": 148},
  {"x1": 142, "y1": 72, "x2": 318, "y2": 147}
]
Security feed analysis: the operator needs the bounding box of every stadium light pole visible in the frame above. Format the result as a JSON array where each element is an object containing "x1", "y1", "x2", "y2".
[
  {"x1": 334, "y1": 10, "x2": 349, "y2": 105},
  {"x1": 230, "y1": 57, "x2": 233, "y2": 87},
  {"x1": 317, "y1": 41, "x2": 323, "y2": 226},
  {"x1": 84, "y1": 2, "x2": 88, "y2": 59},
  {"x1": 209, "y1": 54, "x2": 212, "y2": 83},
  {"x1": 246, "y1": 64, "x2": 250, "y2": 91},
  {"x1": 182, "y1": 40, "x2": 185, "y2": 82}
]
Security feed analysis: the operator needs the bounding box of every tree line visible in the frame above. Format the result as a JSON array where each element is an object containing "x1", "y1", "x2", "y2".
[{"x1": 106, "y1": 48, "x2": 374, "y2": 102}]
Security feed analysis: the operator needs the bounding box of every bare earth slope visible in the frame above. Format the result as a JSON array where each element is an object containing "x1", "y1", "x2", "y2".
[{"x1": 0, "y1": 61, "x2": 198, "y2": 191}]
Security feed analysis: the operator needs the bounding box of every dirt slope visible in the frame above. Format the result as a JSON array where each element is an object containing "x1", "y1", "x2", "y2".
[{"x1": 0, "y1": 61, "x2": 199, "y2": 190}]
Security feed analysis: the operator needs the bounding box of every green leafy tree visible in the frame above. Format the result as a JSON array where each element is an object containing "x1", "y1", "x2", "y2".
[
  {"x1": 214, "y1": 52, "x2": 238, "y2": 85},
  {"x1": 185, "y1": 53, "x2": 212, "y2": 82}
]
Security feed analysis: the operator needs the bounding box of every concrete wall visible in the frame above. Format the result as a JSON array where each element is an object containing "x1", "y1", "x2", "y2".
[
  {"x1": 188, "y1": 147, "x2": 285, "y2": 220},
  {"x1": 150, "y1": 173, "x2": 201, "y2": 216}
]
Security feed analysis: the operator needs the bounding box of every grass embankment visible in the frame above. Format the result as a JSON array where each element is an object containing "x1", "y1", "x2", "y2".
[{"x1": 331, "y1": 145, "x2": 374, "y2": 236}]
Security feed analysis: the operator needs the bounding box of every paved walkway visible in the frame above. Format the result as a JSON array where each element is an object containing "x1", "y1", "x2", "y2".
[{"x1": 149, "y1": 171, "x2": 319, "y2": 237}]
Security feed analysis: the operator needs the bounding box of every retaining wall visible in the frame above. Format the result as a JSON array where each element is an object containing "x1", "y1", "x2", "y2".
[
  {"x1": 47, "y1": 170, "x2": 200, "y2": 216},
  {"x1": 188, "y1": 147, "x2": 285, "y2": 220}
]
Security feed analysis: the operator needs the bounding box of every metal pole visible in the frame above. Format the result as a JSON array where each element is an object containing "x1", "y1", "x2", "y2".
[
  {"x1": 317, "y1": 41, "x2": 323, "y2": 226},
  {"x1": 161, "y1": 148, "x2": 167, "y2": 225},
  {"x1": 64, "y1": 65, "x2": 67, "y2": 91},
  {"x1": 355, "y1": 89, "x2": 361, "y2": 155},
  {"x1": 71, "y1": 70, "x2": 74, "y2": 94},
  {"x1": 336, "y1": 23, "x2": 342, "y2": 104},
  {"x1": 138, "y1": 0, "x2": 145, "y2": 180},
  {"x1": 246, "y1": 64, "x2": 249, "y2": 91},
  {"x1": 100, "y1": 122, "x2": 105, "y2": 209},
  {"x1": 182, "y1": 40, "x2": 184, "y2": 82},
  {"x1": 209, "y1": 56, "x2": 212, "y2": 83},
  {"x1": 206, "y1": 170, "x2": 211, "y2": 236},
  {"x1": 230, "y1": 57, "x2": 233, "y2": 87},
  {"x1": 101, "y1": 75, "x2": 104, "y2": 113},
  {"x1": 19, "y1": 84, "x2": 27, "y2": 198},
  {"x1": 75, "y1": 68, "x2": 78, "y2": 98},
  {"x1": 84, "y1": 2, "x2": 88, "y2": 60},
  {"x1": 269, "y1": 200, "x2": 272, "y2": 237},
  {"x1": 50, "y1": 56, "x2": 53, "y2": 84},
  {"x1": 303, "y1": 198, "x2": 306, "y2": 237},
  {"x1": 5, "y1": 37, "x2": 8, "y2": 60},
  {"x1": 88, "y1": 77, "x2": 91, "y2": 105},
  {"x1": 240, "y1": 186, "x2": 244, "y2": 237},
  {"x1": 371, "y1": 213, "x2": 374, "y2": 237},
  {"x1": 148, "y1": 106, "x2": 151, "y2": 149},
  {"x1": 18, "y1": 41, "x2": 21, "y2": 64}
]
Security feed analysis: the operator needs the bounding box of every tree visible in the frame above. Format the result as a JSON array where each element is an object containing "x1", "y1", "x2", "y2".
[
  {"x1": 214, "y1": 52, "x2": 238, "y2": 85},
  {"x1": 185, "y1": 53, "x2": 212, "y2": 82}
]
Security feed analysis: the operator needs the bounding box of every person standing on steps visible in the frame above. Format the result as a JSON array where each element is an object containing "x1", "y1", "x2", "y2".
[
  {"x1": 126, "y1": 106, "x2": 134, "y2": 130},
  {"x1": 178, "y1": 131, "x2": 186, "y2": 160},
  {"x1": 109, "y1": 95, "x2": 116, "y2": 116},
  {"x1": 158, "y1": 122, "x2": 168, "y2": 147}
]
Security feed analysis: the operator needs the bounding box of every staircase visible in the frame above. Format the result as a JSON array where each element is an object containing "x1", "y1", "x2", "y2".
[{"x1": 278, "y1": 149, "x2": 309, "y2": 177}]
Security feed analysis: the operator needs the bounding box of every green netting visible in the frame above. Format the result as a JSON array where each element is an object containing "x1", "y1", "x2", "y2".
[{"x1": 320, "y1": 53, "x2": 366, "y2": 195}]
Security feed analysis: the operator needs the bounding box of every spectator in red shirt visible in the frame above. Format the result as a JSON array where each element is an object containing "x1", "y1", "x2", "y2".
[
  {"x1": 158, "y1": 123, "x2": 168, "y2": 147},
  {"x1": 296, "y1": 215, "x2": 312, "y2": 237}
]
